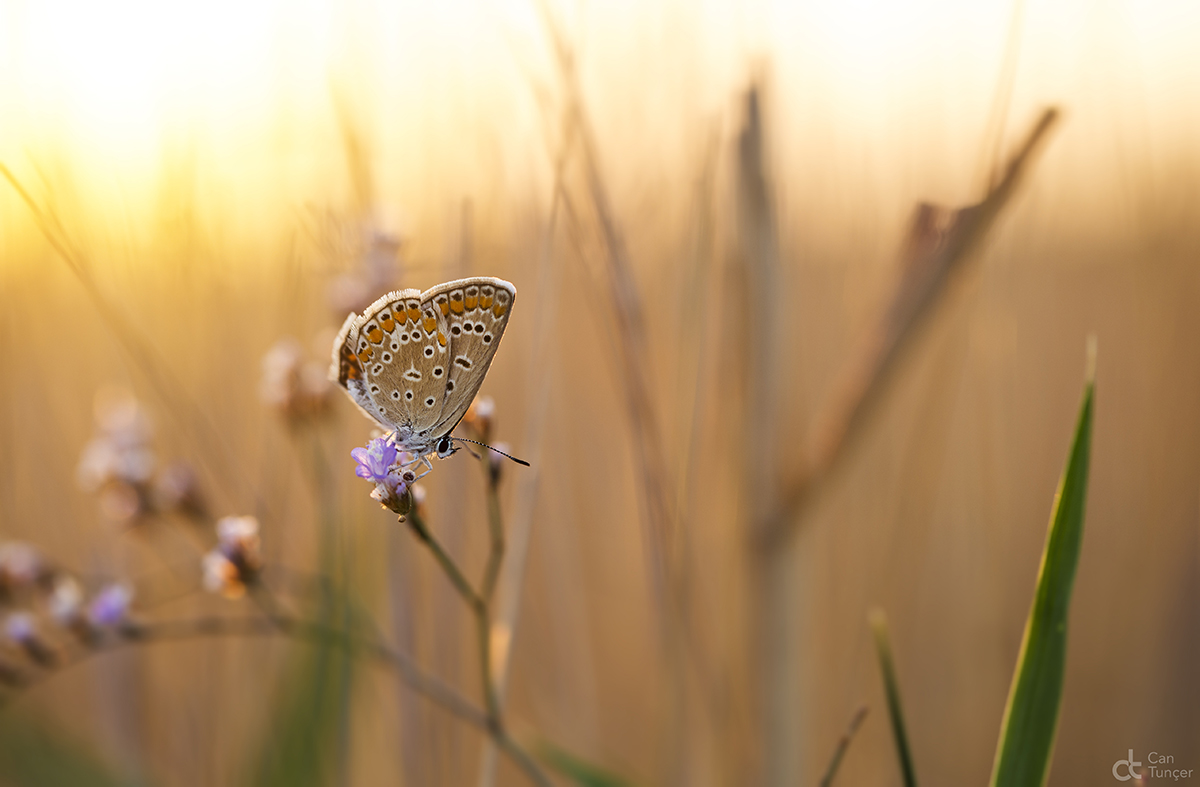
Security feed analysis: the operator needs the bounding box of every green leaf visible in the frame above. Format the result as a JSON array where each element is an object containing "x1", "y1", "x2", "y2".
[
  {"x1": 989, "y1": 364, "x2": 1094, "y2": 787},
  {"x1": 0, "y1": 711, "x2": 137, "y2": 787},
  {"x1": 536, "y1": 740, "x2": 635, "y2": 787},
  {"x1": 869, "y1": 610, "x2": 919, "y2": 787}
]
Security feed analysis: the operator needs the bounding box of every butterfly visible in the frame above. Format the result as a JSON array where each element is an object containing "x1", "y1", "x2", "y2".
[{"x1": 330, "y1": 277, "x2": 517, "y2": 477}]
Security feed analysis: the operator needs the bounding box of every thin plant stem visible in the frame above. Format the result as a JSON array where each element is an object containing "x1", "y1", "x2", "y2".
[
  {"x1": 0, "y1": 614, "x2": 486, "y2": 730},
  {"x1": 2, "y1": 607, "x2": 554, "y2": 786},
  {"x1": 477, "y1": 135, "x2": 568, "y2": 787},
  {"x1": 755, "y1": 108, "x2": 1060, "y2": 553},
  {"x1": 406, "y1": 509, "x2": 550, "y2": 786},
  {"x1": 408, "y1": 511, "x2": 481, "y2": 613},
  {"x1": 481, "y1": 476, "x2": 505, "y2": 606},
  {"x1": 410, "y1": 508, "x2": 499, "y2": 721},
  {"x1": 534, "y1": 0, "x2": 675, "y2": 622},
  {"x1": 818, "y1": 705, "x2": 869, "y2": 787},
  {"x1": 0, "y1": 164, "x2": 268, "y2": 518}
]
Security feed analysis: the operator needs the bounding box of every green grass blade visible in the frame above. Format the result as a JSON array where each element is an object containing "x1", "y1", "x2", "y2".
[
  {"x1": 869, "y1": 609, "x2": 919, "y2": 787},
  {"x1": 989, "y1": 364, "x2": 1094, "y2": 787},
  {"x1": 536, "y1": 740, "x2": 635, "y2": 787}
]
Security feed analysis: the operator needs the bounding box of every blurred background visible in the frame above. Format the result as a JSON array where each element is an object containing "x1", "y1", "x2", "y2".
[{"x1": 0, "y1": 0, "x2": 1197, "y2": 785}]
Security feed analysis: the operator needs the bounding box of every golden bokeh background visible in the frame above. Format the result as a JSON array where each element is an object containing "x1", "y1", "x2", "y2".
[{"x1": 0, "y1": 1, "x2": 1197, "y2": 785}]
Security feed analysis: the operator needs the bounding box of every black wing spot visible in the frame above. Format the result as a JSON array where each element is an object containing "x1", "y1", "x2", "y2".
[
  {"x1": 432, "y1": 366, "x2": 444, "y2": 377},
  {"x1": 424, "y1": 397, "x2": 435, "y2": 407},
  {"x1": 372, "y1": 364, "x2": 384, "y2": 375},
  {"x1": 382, "y1": 352, "x2": 392, "y2": 362},
  {"x1": 370, "y1": 385, "x2": 380, "y2": 394},
  {"x1": 454, "y1": 356, "x2": 473, "y2": 369},
  {"x1": 424, "y1": 346, "x2": 434, "y2": 358},
  {"x1": 391, "y1": 390, "x2": 400, "y2": 400},
  {"x1": 405, "y1": 391, "x2": 413, "y2": 400},
  {"x1": 483, "y1": 334, "x2": 493, "y2": 344}
]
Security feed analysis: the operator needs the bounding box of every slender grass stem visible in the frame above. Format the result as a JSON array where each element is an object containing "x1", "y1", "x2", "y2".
[
  {"x1": 408, "y1": 511, "x2": 481, "y2": 613},
  {"x1": 818, "y1": 705, "x2": 869, "y2": 787},
  {"x1": 481, "y1": 477, "x2": 505, "y2": 606},
  {"x1": 0, "y1": 614, "x2": 486, "y2": 731},
  {"x1": 407, "y1": 509, "x2": 548, "y2": 786}
]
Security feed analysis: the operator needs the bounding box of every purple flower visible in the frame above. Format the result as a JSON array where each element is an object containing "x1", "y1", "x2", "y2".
[
  {"x1": 352, "y1": 437, "x2": 399, "y2": 483},
  {"x1": 353, "y1": 438, "x2": 417, "y2": 516},
  {"x1": 88, "y1": 583, "x2": 133, "y2": 628},
  {"x1": 5, "y1": 613, "x2": 35, "y2": 645}
]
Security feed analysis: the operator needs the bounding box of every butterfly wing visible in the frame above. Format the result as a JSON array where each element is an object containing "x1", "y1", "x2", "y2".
[
  {"x1": 422, "y1": 277, "x2": 516, "y2": 437},
  {"x1": 330, "y1": 287, "x2": 451, "y2": 438}
]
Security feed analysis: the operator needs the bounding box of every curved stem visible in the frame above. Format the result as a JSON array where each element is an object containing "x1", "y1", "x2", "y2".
[
  {"x1": 408, "y1": 509, "x2": 549, "y2": 786},
  {"x1": 0, "y1": 614, "x2": 487, "y2": 731}
]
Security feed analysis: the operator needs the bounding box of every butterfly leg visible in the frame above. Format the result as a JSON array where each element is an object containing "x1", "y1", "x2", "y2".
[{"x1": 410, "y1": 454, "x2": 436, "y2": 481}]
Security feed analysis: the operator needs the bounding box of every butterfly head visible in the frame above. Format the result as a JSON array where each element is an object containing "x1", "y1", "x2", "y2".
[{"x1": 435, "y1": 436, "x2": 456, "y2": 460}]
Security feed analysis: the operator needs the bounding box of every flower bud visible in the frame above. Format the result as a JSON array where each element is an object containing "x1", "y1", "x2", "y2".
[{"x1": 87, "y1": 583, "x2": 134, "y2": 630}]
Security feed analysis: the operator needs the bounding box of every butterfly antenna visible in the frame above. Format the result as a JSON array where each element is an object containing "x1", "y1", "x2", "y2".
[{"x1": 453, "y1": 438, "x2": 531, "y2": 467}]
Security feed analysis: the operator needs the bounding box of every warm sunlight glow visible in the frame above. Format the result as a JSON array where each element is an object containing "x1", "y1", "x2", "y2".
[
  {"x1": 10, "y1": 0, "x2": 281, "y2": 154},
  {"x1": 0, "y1": 0, "x2": 1197, "y2": 244}
]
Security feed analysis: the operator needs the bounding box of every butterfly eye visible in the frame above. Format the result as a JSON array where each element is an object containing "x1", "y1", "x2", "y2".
[{"x1": 436, "y1": 437, "x2": 452, "y2": 456}]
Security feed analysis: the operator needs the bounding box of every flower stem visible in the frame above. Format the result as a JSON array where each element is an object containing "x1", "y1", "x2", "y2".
[
  {"x1": 407, "y1": 510, "x2": 548, "y2": 786},
  {"x1": 407, "y1": 511, "x2": 481, "y2": 613},
  {"x1": 481, "y1": 478, "x2": 506, "y2": 605}
]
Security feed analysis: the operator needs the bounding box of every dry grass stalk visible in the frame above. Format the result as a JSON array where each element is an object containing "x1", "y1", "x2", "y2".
[
  {"x1": 535, "y1": 1, "x2": 676, "y2": 619},
  {"x1": 754, "y1": 107, "x2": 1061, "y2": 554},
  {"x1": 475, "y1": 118, "x2": 571, "y2": 787},
  {"x1": 0, "y1": 164, "x2": 266, "y2": 516},
  {"x1": 740, "y1": 106, "x2": 1059, "y2": 787}
]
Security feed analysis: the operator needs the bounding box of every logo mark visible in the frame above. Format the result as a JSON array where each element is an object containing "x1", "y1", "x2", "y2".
[{"x1": 1113, "y1": 750, "x2": 1142, "y2": 781}]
